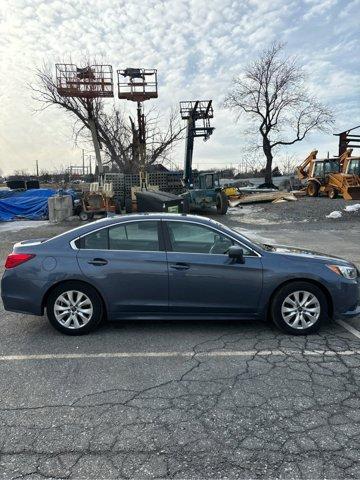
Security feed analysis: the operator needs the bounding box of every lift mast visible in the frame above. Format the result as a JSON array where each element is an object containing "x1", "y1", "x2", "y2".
[{"x1": 179, "y1": 100, "x2": 214, "y2": 188}]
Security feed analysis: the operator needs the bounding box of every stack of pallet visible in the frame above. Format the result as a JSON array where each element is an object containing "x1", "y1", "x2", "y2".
[{"x1": 104, "y1": 172, "x2": 184, "y2": 205}]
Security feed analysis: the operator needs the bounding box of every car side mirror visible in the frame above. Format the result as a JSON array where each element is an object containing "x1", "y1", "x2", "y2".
[{"x1": 228, "y1": 245, "x2": 245, "y2": 264}]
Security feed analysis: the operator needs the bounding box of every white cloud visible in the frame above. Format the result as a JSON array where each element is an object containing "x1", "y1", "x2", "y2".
[
  {"x1": 303, "y1": 0, "x2": 337, "y2": 20},
  {"x1": 0, "y1": 0, "x2": 359, "y2": 174}
]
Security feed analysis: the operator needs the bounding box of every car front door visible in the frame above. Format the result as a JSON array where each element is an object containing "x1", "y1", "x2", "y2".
[
  {"x1": 163, "y1": 220, "x2": 263, "y2": 316},
  {"x1": 76, "y1": 220, "x2": 168, "y2": 317}
]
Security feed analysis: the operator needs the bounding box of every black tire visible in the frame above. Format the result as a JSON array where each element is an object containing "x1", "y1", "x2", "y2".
[
  {"x1": 328, "y1": 187, "x2": 338, "y2": 199},
  {"x1": 79, "y1": 210, "x2": 89, "y2": 221},
  {"x1": 216, "y1": 191, "x2": 228, "y2": 215},
  {"x1": 182, "y1": 197, "x2": 190, "y2": 214},
  {"x1": 306, "y1": 181, "x2": 319, "y2": 197},
  {"x1": 114, "y1": 199, "x2": 122, "y2": 214},
  {"x1": 271, "y1": 281, "x2": 328, "y2": 335},
  {"x1": 125, "y1": 197, "x2": 133, "y2": 214},
  {"x1": 47, "y1": 281, "x2": 103, "y2": 335}
]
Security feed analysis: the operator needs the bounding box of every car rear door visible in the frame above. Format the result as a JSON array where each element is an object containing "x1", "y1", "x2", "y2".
[
  {"x1": 76, "y1": 220, "x2": 169, "y2": 317},
  {"x1": 163, "y1": 220, "x2": 263, "y2": 316}
]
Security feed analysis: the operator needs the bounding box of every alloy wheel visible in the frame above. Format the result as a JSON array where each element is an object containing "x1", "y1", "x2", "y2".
[
  {"x1": 54, "y1": 290, "x2": 93, "y2": 329},
  {"x1": 281, "y1": 290, "x2": 320, "y2": 330}
]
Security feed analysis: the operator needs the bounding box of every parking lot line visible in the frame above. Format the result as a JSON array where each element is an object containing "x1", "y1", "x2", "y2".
[
  {"x1": 0, "y1": 349, "x2": 360, "y2": 362},
  {"x1": 336, "y1": 319, "x2": 360, "y2": 339}
]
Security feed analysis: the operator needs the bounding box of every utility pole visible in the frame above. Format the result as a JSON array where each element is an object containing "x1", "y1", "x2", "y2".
[
  {"x1": 82, "y1": 149, "x2": 85, "y2": 175},
  {"x1": 86, "y1": 101, "x2": 103, "y2": 178},
  {"x1": 89, "y1": 155, "x2": 92, "y2": 175},
  {"x1": 35, "y1": 160, "x2": 39, "y2": 177}
]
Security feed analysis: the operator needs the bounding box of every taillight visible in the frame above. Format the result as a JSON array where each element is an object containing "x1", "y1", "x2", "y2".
[{"x1": 5, "y1": 253, "x2": 35, "y2": 269}]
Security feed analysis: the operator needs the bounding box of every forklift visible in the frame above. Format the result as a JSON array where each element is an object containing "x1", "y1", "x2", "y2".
[{"x1": 180, "y1": 100, "x2": 228, "y2": 214}]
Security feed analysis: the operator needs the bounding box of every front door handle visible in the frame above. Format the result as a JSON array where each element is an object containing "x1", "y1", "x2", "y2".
[
  {"x1": 88, "y1": 258, "x2": 108, "y2": 266},
  {"x1": 170, "y1": 262, "x2": 190, "y2": 271}
]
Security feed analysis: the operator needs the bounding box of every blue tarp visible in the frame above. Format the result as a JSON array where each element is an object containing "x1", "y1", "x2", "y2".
[
  {"x1": 0, "y1": 190, "x2": 23, "y2": 199},
  {"x1": 0, "y1": 189, "x2": 57, "y2": 222}
]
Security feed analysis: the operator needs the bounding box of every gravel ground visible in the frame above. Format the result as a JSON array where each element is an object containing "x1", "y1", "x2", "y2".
[
  {"x1": 227, "y1": 196, "x2": 360, "y2": 225},
  {"x1": 0, "y1": 203, "x2": 360, "y2": 480}
]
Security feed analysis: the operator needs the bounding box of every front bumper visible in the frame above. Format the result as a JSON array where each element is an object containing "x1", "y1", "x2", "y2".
[
  {"x1": 331, "y1": 276, "x2": 359, "y2": 319},
  {"x1": 338, "y1": 304, "x2": 360, "y2": 319}
]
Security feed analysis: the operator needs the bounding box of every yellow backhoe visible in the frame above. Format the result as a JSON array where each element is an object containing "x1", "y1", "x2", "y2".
[
  {"x1": 296, "y1": 150, "x2": 360, "y2": 200},
  {"x1": 340, "y1": 148, "x2": 360, "y2": 176}
]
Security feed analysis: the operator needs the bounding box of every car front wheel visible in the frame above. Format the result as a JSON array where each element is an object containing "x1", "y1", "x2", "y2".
[
  {"x1": 271, "y1": 282, "x2": 327, "y2": 335},
  {"x1": 47, "y1": 282, "x2": 103, "y2": 335}
]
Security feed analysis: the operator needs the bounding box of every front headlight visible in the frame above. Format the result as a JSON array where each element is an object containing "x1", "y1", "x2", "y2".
[{"x1": 326, "y1": 264, "x2": 358, "y2": 280}]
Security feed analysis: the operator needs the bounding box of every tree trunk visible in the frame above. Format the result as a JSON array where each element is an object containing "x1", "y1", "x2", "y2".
[{"x1": 262, "y1": 136, "x2": 273, "y2": 184}]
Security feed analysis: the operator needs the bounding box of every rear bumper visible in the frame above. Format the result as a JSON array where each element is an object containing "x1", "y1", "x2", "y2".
[
  {"x1": 1, "y1": 292, "x2": 43, "y2": 316},
  {"x1": 1, "y1": 273, "x2": 44, "y2": 316}
]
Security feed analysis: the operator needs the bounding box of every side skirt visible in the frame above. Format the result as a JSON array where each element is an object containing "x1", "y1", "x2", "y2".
[{"x1": 109, "y1": 313, "x2": 264, "y2": 322}]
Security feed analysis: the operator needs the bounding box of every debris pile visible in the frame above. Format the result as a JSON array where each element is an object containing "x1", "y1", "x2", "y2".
[
  {"x1": 344, "y1": 203, "x2": 360, "y2": 212},
  {"x1": 326, "y1": 211, "x2": 342, "y2": 219},
  {"x1": 228, "y1": 191, "x2": 300, "y2": 208},
  {"x1": 326, "y1": 203, "x2": 360, "y2": 219}
]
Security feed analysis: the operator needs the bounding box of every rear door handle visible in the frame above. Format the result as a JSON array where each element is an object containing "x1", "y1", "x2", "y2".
[
  {"x1": 88, "y1": 258, "x2": 108, "y2": 266},
  {"x1": 170, "y1": 263, "x2": 190, "y2": 271}
]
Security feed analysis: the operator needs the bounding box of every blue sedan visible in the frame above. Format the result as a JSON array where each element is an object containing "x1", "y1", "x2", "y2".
[{"x1": 2, "y1": 214, "x2": 359, "y2": 335}]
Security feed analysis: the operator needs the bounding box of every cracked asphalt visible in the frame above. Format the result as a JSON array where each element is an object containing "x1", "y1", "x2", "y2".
[{"x1": 0, "y1": 200, "x2": 359, "y2": 480}]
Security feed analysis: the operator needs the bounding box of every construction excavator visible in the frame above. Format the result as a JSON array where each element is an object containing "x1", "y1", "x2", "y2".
[
  {"x1": 340, "y1": 148, "x2": 360, "y2": 176},
  {"x1": 296, "y1": 149, "x2": 360, "y2": 200}
]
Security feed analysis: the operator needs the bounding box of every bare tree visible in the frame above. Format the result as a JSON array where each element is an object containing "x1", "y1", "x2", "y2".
[
  {"x1": 224, "y1": 43, "x2": 334, "y2": 184},
  {"x1": 278, "y1": 154, "x2": 299, "y2": 176},
  {"x1": 31, "y1": 63, "x2": 185, "y2": 174}
]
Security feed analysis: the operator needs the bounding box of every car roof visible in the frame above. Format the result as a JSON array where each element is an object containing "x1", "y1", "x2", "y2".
[
  {"x1": 46, "y1": 213, "x2": 220, "y2": 245},
  {"x1": 95, "y1": 212, "x2": 217, "y2": 224},
  {"x1": 85, "y1": 213, "x2": 212, "y2": 225}
]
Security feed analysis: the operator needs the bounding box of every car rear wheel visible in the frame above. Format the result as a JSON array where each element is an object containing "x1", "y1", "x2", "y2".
[
  {"x1": 47, "y1": 282, "x2": 103, "y2": 335},
  {"x1": 271, "y1": 282, "x2": 327, "y2": 335}
]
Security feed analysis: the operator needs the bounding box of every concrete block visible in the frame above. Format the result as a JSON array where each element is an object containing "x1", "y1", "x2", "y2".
[{"x1": 48, "y1": 195, "x2": 73, "y2": 223}]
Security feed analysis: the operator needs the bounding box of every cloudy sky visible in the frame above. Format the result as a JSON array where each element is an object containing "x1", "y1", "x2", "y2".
[{"x1": 0, "y1": 0, "x2": 359, "y2": 175}]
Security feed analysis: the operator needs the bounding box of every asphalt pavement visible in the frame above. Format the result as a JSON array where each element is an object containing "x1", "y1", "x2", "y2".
[{"x1": 0, "y1": 200, "x2": 359, "y2": 480}]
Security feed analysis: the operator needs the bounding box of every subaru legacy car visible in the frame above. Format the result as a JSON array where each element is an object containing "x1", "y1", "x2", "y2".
[{"x1": 2, "y1": 214, "x2": 359, "y2": 335}]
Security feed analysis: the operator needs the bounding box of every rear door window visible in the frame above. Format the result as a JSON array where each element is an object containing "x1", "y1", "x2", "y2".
[
  {"x1": 109, "y1": 221, "x2": 159, "y2": 251},
  {"x1": 82, "y1": 228, "x2": 109, "y2": 250}
]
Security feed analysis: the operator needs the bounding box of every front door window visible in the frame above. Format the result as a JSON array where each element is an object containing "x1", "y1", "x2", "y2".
[{"x1": 167, "y1": 221, "x2": 238, "y2": 255}]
